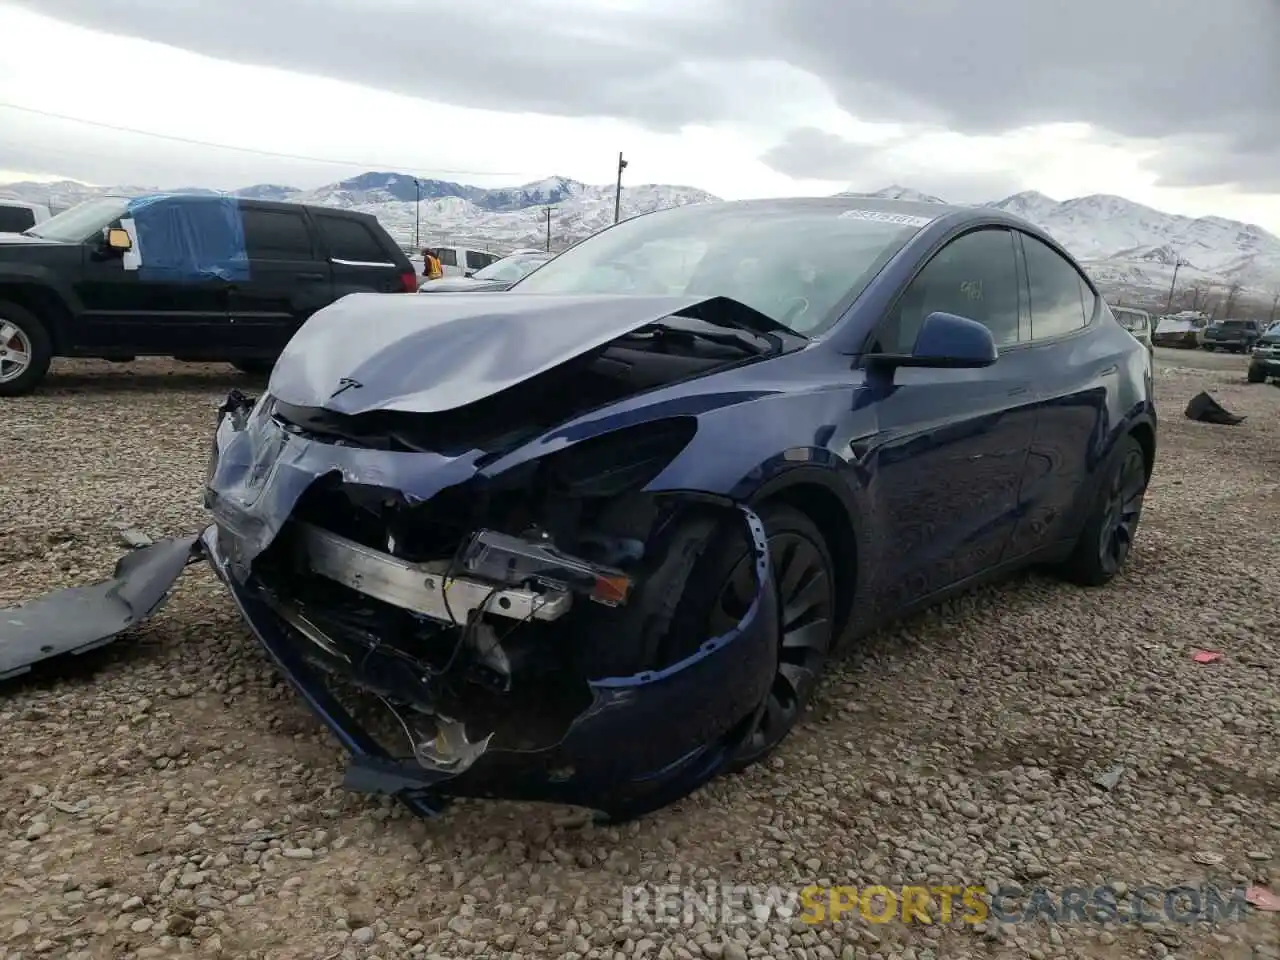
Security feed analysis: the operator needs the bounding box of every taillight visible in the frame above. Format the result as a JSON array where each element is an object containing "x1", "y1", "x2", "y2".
[{"x1": 398, "y1": 270, "x2": 418, "y2": 293}]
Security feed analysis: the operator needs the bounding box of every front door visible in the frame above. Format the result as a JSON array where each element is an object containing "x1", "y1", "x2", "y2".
[
  {"x1": 73, "y1": 199, "x2": 229, "y2": 354},
  {"x1": 224, "y1": 205, "x2": 334, "y2": 356},
  {"x1": 859, "y1": 227, "x2": 1037, "y2": 616}
]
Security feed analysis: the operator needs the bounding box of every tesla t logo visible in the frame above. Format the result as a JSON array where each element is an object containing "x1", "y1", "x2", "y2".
[{"x1": 329, "y1": 377, "x2": 362, "y2": 400}]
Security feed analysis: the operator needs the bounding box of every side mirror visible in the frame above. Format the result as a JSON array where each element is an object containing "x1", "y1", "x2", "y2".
[
  {"x1": 868, "y1": 311, "x2": 998, "y2": 370},
  {"x1": 106, "y1": 227, "x2": 132, "y2": 252},
  {"x1": 464, "y1": 270, "x2": 475, "y2": 278}
]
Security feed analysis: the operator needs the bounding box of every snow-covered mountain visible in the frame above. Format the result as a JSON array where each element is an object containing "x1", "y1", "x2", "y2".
[
  {"x1": 1, "y1": 173, "x2": 1275, "y2": 296},
  {"x1": 840, "y1": 185, "x2": 1280, "y2": 297},
  {"x1": 0, "y1": 173, "x2": 718, "y2": 254}
]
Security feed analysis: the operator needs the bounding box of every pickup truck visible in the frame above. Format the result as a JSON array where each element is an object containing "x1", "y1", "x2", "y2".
[
  {"x1": 0, "y1": 194, "x2": 416, "y2": 395},
  {"x1": 1247, "y1": 323, "x2": 1280, "y2": 383},
  {"x1": 1200, "y1": 318, "x2": 1262, "y2": 353}
]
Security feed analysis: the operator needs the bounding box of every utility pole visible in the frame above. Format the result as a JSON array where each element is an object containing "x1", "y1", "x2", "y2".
[
  {"x1": 1164, "y1": 258, "x2": 1184, "y2": 313},
  {"x1": 414, "y1": 178, "x2": 422, "y2": 251},
  {"x1": 544, "y1": 206, "x2": 554, "y2": 252},
  {"x1": 613, "y1": 152, "x2": 628, "y2": 223}
]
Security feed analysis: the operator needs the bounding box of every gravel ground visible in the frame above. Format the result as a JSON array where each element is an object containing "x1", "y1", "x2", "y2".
[{"x1": 2, "y1": 356, "x2": 1278, "y2": 960}]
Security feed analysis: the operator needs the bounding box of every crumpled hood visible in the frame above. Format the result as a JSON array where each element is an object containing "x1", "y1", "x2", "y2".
[{"x1": 268, "y1": 291, "x2": 720, "y2": 416}]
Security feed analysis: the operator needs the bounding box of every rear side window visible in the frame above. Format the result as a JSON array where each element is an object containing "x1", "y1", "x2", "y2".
[
  {"x1": 317, "y1": 216, "x2": 390, "y2": 263},
  {"x1": 1023, "y1": 233, "x2": 1090, "y2": 339},
  {"x1": 240, "y1": 207, "x2": 313, "y2": 261},
  {"x1": 437, "y1": 247, "x2": 458, "y2": 267},
  {"x1": 0, "y1": 205, "x2": 36, "y2": 233}
]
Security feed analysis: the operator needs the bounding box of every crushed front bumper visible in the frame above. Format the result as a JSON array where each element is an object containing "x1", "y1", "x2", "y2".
[{"x1": 200, "y1": 504, "x2": 777, "y2": 820}]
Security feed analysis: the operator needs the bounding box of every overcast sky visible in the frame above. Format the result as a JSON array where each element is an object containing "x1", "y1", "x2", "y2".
[{"x1": 1, "y1": 1, "x2": 1278, "y2": 230}]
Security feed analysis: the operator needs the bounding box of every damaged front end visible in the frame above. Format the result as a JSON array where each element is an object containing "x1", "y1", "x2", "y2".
[
  {"x1": 202, "y1": 389, "x2": 776, "y2": 819},
  {"x1": 3, "y1": 294, "x2": 795, "y2": 819}
]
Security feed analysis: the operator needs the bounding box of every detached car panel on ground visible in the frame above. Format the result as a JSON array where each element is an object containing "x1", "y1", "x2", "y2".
[{"x1": 0, "y1": 197, "x2": 1156, "y2": 821}]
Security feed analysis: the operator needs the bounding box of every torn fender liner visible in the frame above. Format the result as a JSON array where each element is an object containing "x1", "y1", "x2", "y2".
[
  {"x1": 0, "y1": 535, "x2": 201, "y2": 680},
  {"x1": 268, "y1": 292, "x2": 775, "y2": 416},
  {"x1": 202, "y1": 506, "x2": 778, "y2": 819}
]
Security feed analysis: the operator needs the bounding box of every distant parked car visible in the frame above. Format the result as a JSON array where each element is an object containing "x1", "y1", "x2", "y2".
[
  {"x1": 0, "y1": 194, "x2": 416, "y2": 395},
  {"x1": 419, "y1": 251, "x2": 553, "y2": 292},
  {"x1": 1201, "y1": 318, "x2": 1262, "y2": 353},
  {"x1": 1152, "y1": 315, "x2": 1202, "y2": 348},
  {"x1": 0, "y1": 198, "x2": 51, "y2": 234},
  {"x1": 1111, "y1": 306, "x2": 1153, "y2": 358},
  {"x1": 1247, "y1": 322, "x2": 1280, "y2": 383}
]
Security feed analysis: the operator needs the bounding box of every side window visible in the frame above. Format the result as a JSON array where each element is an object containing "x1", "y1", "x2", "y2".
[
  {"x1": 240, "y1": 208, "x2": 313, "y2": 261},
  {"x1": 465, "y1": 250, "x2": 489, "y2": 270},
  {"x1": 317, "y1": 216, "x2": 389, "y2": 263},
  {"x1": 877, "y1": 228, "x2": 1020, "y2": 353},
  {"x1": 0, "y1": 206, "x2": 36, "y2": 233},
  {"x1": 437, "y1": 247, "x2": 458, "y2": 267},
  {"x1": 1022, "y1": 233, "x2": 1089, "y2": 339}
]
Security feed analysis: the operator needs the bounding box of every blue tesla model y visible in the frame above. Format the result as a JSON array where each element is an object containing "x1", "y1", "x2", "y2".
[{"x1": 2, "y1": 196, "x2": 1155, "y2": 821}]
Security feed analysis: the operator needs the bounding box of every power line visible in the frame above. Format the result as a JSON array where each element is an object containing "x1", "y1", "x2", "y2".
[{"x1": 0, "y1": 101, "x2": 524, "y2": 178}]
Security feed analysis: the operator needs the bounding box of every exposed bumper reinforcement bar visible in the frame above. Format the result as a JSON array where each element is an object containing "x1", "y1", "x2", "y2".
[{"x1": 295, "y1": 522, "x2": 573, "y2": 625}]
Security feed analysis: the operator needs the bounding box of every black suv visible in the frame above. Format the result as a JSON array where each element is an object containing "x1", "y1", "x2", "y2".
[
  {"x1": 0, "y1": 194, "x2": 416, "y2": 395},
  {"x1": 1201, "y1": 318, "x2": 1262, "y2": 353}
]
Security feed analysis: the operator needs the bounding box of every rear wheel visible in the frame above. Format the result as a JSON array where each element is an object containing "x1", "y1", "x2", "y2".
[
  {"x1": 0, "y1": 301, "x2": 53, "y2": 397},
  {"x1": 1057, "y1": 435, "x2": 1147, "y2": 586}
]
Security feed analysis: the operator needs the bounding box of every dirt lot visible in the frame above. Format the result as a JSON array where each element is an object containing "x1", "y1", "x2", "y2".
[{"x1": 2, "y1": 356, "x2": 1278, "y2": 960}]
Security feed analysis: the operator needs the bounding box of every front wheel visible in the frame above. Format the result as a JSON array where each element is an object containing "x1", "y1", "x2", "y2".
[
  {"x1": 1057, "y1": 435, "x2": 1147, "y2": 586},
  {"x1": 712, "y1": 504, "x2": 836, "y2": 772},
  {"x1": 1247, "y1": 363, "x2": 1267, "y2": 383},
  {"x1": 0, "y1": 301, "x2": 53, "y2": 397}
]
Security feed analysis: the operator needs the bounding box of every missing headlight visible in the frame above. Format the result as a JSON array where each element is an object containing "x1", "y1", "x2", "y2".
[{"x1": 544, "y1": 417, "x2": 697, "y2": 499}]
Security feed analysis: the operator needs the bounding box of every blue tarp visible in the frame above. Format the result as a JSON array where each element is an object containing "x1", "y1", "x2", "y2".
[{"x1": 127, "y1": 194, "x2": 249, "y2": 282}]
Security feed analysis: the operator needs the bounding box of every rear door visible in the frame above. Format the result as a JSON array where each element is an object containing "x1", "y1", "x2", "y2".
[
  {"x1": 861, "y1": 226, "x2": 1038, "y2": 614},
  {"x1": 1005, "y1": 232, "x2": 1136, "y2": 556},
  {"x1": 314, "y1": 213, "x2": 411, "y2": 295},
  {"x1": 224, "y1": 202, "x2": 333, "y2": 355}
]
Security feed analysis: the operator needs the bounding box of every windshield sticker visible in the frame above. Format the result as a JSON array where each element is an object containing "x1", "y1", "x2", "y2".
[{"x1": 839, "y1": 209, "x2": 934, "y2": 227}]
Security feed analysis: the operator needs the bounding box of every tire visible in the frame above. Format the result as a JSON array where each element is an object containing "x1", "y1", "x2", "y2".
[
  {"x1": 1057, "y1": 435, "x2": 1147, "y2": 587},
  {"x1": 1247, "y1": 363, "x2": 1266, "y2": 383},
  {"x1": 707, "y1": 503, "x2": 837, "y2": 773},
  {"x1": 1202, "y1": 344, "x2": 1215, "y2": 352},
  {"x1": 0, "y1": 300, "x2": 53, "y2": 397},
  {"x1": 231, "y1": 359, "x2": 274, "y2": 376}
]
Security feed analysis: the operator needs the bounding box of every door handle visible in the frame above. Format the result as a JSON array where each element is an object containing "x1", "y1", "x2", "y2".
[{"x1": 297, "y1": 272, "x2": 326, "y2": 281}]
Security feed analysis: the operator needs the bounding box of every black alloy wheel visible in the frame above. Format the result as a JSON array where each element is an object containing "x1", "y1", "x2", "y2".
[
  {"x1": 1096, "y1": 445, "x2": 1147, "y2": 577},
  {"x1": 709, "y1": 505, "x2": 834, "y2": 769}
]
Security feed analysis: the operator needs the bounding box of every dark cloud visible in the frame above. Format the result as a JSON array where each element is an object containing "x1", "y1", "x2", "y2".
[
  {"x1": 11, "y1": 0, "x2": 1280, "y2": 190},
  {"x1": 758, "y1": 127, "x2": 880, "y2": 181},
  {"x1": 761, "y1": 128, "x2": 1026, "y2": 201}
]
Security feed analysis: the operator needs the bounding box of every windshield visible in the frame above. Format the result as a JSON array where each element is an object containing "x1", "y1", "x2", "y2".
[
  {"x1": 25, "y1": 196, "x2": 131, "y2": 243},
  {"x1": 473, "y1": 254, "x2": 547, "y2": 282},
  {"x1": 508, "y1": 202, "x2": 925, "y2": 335}
]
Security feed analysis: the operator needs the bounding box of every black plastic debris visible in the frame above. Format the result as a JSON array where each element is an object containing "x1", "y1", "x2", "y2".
[{"x1": 1184, "y1": 390, "x2": 1246, "y2": 425}]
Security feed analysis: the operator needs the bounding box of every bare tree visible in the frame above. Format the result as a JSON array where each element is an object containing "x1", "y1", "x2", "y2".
[{"x1": 1221, "y1": 282, "x2": 1242, "y2": 319}]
